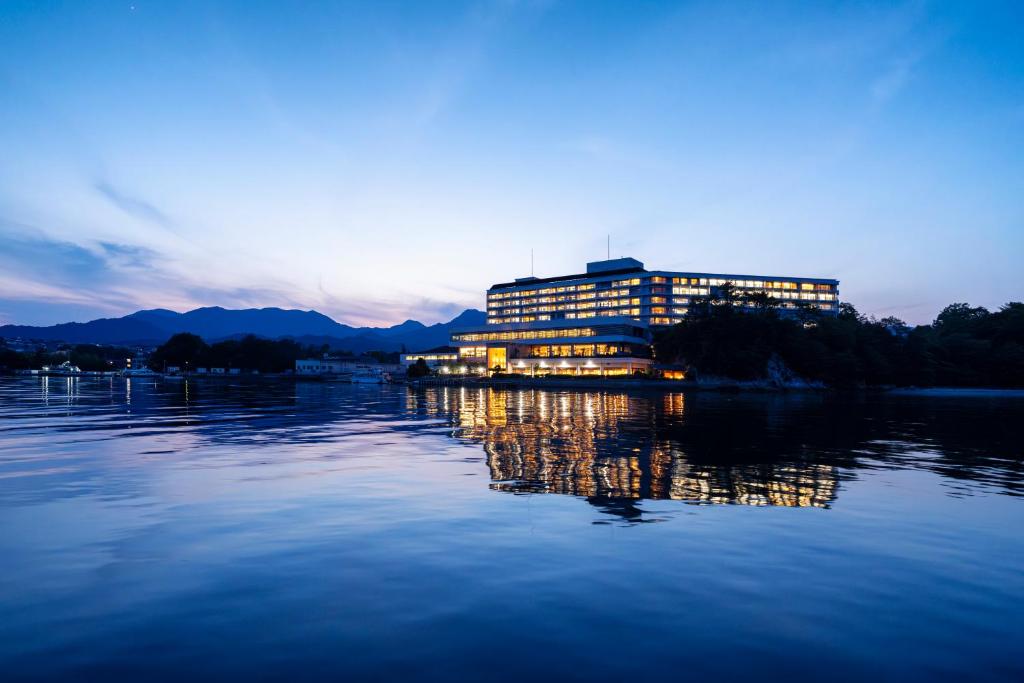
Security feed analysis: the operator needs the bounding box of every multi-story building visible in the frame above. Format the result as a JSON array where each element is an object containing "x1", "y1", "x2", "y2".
[
  {"x1": 485, "y1": 257, "x2": 839, "y2": 327},
  {"x1": 403, "y1": 257, "x2": 839, "y2": 377}
]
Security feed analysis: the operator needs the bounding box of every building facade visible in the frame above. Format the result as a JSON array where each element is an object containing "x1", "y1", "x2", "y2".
[
  {"x1": 399, "y1": 347, "x2": 460, "y2": 369},
  {"x1": 485, "y1": 257, "x2": 839, "y2": 327},
  {"x1": 449, "y1": 316, "x2": 652, "y2": 376},
  {"x1": 297, "y1": 355, "x2": 403, "y2": 376},
  {"x1": 405, "y1": 257, "x2": 839, "y2": 377}
]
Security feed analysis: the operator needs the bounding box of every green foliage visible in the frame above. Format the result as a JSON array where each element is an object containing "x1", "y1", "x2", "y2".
[
  {"x1": 365, "y1": 350, "x2": 400, "y2": 364},
  {"x1": 0, "y1": 341, "x2": 134, "y2": 372},
  {"x1": 655, "y1": 300, "x2": 1024, "y2": 388},
  {"x1": 148, "y1": 333, "x2": 209, "y2": 370},
  {"x1": 0, "y1": 347, "x2": 31, "y2": 370},
  {"x1": 149, "y1": 333, "x2": 317, "y2": 373},
  {"x1": 407, "y1": 357, "x2": 431, "y2": 379},
  {"x1": 69, "y1": 344, "x2": 133, "y2": 371}
]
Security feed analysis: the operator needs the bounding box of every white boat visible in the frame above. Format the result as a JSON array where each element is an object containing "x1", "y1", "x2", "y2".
[
  {"x1": 122, "y1": 367, "x2": 158, "y2": 377},
  {"x1": 42, "y1": 362, "x2": 82, "y2": 376},
  {"x1": 348, "y1": 368, "x2": 389, "y2": 384}
]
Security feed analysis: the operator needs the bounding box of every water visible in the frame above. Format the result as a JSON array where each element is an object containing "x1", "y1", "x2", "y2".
[{"x1": 1, "y1": 377, "x2": 1022, "y2": 681}]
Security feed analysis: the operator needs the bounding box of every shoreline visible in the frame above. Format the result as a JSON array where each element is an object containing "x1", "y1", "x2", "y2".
[
  {"x1": 413, "y1": 376, "x2": 824, "y2": 392},
  {"x1": 884, "y1": 387, "x2": 1024, "y2": 398},
  {"x1": 410, "y1": 377, "x2": 1024, "y2": 395},
  {"x1": 5, "y1": 373, "x2": 1024, "y2": 396}
]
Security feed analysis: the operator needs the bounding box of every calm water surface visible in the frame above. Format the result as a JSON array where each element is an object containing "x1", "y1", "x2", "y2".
[{"x1": 0, "y1": 377, "x2": 1022, "y2": 681}]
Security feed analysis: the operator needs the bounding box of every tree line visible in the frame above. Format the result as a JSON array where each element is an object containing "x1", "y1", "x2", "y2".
[
  {"x1": 1, "y1": 333, "x2": 402, "y2": 375},
  {"x1": 0, "y1": 342, "x2": 135, "y2": 372},
  {"x1": 654, "y1": 287, "x2": 1024, "y2": 388},
  {"x1": 147, "y1": 333, "x2": 323, "y2": 373}
]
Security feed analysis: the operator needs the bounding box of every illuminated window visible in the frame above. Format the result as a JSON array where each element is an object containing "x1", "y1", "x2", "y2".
[{"x1": 453, "y1": 327, "x2": 598, "y2": 343}]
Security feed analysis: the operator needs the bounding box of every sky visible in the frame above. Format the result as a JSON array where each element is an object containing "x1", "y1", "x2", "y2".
[{"x1": 0, "y1": 0, "x2": 1021, "y2": 327}]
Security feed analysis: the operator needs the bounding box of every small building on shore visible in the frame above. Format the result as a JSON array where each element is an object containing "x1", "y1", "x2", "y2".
[
  {"x1": 296, "y1": 354, "x2": 403, "y2": 376},
  {"x1": 400, "y1": 347, "x2": 460, "y2": 369}
]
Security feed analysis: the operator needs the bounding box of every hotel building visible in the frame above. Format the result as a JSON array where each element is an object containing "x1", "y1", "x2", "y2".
[{"x1": 404, "y1": 257, "x2": 839, "y2": 376}]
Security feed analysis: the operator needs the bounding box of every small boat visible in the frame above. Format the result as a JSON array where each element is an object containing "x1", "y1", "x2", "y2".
[
  {"x1": 122, "y1": 367, "x2": 158, "y2": 377},
  {"x1": 348, "y1": 368, "x2": 389, "y2": 384},
  {"x1": 42, "y1": 362, "x2": 82, "y2": 376}
]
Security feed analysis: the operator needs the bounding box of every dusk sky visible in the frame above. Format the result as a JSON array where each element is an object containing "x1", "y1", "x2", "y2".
[{"x1": 1, "y1": 0, "x2": 1021, "y2": 327}]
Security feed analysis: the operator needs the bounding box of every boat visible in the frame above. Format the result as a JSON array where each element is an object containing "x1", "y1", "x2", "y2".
[
  {"x1": 348, "y1": 368, "x2": 390, "y2": 384},
  {"x1": 122, "y1": 367, "x2": 158, "y2": 377},
  {"x1": 41, "y1": 362, "x2": 82, "y2": 376}
]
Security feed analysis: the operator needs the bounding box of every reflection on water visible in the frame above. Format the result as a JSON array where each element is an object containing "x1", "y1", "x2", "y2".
[
  {"x1": 408, "y1": 387, "x2": 839, "y2": 508},
  {"x1": 404, "y1": 385, "x2": 1023, "y2": 511},
  {"x1": 1, "y1": 377, "x2": 1023, "y2": 681},
  {"x1": 6, "y1": 378, "x2": 1022, "y2": 511}
]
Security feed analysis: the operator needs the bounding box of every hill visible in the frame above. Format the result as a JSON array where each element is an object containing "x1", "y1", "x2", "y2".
[{"x1": 0, "y1": 307, "x2": 486, "y2": 352}]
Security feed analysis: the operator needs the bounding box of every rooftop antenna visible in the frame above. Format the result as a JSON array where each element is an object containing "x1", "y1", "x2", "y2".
[
  {"x1": 607, "y1": 234, "x2": 610, "y2": 260},
  {"x1": 531, "y1": 248, "x2": 534, "y2": 277}
]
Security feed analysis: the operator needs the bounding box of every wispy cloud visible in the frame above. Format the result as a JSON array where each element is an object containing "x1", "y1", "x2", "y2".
[
  {"x1": 314, "y1": 279, "x2": 475, "y2": 327},
  {"x1": 871, "y1": 55, "x2": 914, "y2": 103},
  {"x1": 0, "y1": 219, "x2": 476, "y2": 326},
  {"x1": 567, "y1": 135, "x2": 670, "y2": 171},
  {"x1": 94, "y1": 181, "x2": 177, "y2": 232}
]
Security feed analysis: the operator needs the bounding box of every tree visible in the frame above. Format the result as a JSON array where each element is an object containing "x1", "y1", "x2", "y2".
[
  {"x1": 149, "y1": 333, "x2": 209, "y2": 370},
  {"x1": 654, "y1": 298, "x2": 1024, "y2": 388},
  {"x1": 838, "y1": 302, "x2": 865, "y2": 323},
  {"x1": 934, "y1": 303, "x2": 989, "y2": 333},
  {"x1": 740, "y1": 289, "x2": 780, "y2": 311},
  {"x1": 880, "y1": 316, "x2": 910, "y2": 337},
  {"x1": 407, "y1": 358, "x2": 430, "y2": 379}
]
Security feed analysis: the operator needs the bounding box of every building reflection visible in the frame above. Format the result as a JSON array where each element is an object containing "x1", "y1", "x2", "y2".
[{"x1": 406, "y1": 387, "x2": 838, "y2": 508}]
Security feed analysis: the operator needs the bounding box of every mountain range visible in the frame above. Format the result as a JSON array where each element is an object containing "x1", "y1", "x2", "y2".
[{"x1": 0, "y1": 307, "x2": 487, "y2": 353}]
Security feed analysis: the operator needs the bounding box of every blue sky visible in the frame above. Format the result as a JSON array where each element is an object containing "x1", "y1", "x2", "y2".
[{"x1": 1, "y1": 0, "x2": 1021, "y2": 326}]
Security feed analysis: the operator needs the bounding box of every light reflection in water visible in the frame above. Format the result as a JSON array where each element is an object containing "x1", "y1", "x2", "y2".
[{"x1": 407, "y1": 387, "x2": 839, "y2": 508}]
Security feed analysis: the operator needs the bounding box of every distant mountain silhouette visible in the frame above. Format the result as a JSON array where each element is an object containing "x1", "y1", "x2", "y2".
[{"x1": 0, "y1": 307, "x2": 486, "y2": 352}]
